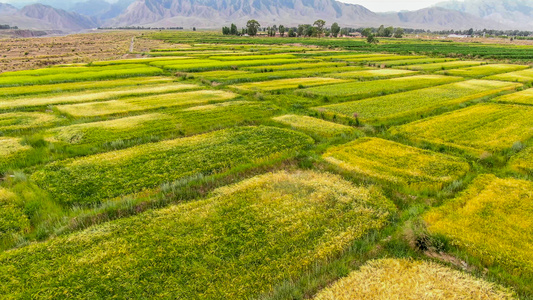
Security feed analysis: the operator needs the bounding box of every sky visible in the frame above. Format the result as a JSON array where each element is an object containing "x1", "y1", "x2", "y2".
[
  {"x1": 4, "y1": 0, "x2": 451, "y2": 12},
  {"x1": 340, "y1": 0, "x2": 446, "y2": 12}
]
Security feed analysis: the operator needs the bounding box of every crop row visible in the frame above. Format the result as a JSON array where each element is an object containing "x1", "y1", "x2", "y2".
[
  {"x1": 486, "y1": 68, "x2": 533, "y2": 83},
  {"x1": 400, "y1": 60, "x2": 484, "y2": 71},
  {"x1": 0, "y1": 112, "x2": 58, "y2": 132},
  {"x1": 232, "y1": 77, "x2": 348, "y2": 92},
  {"x1": 438, "y1": 64, "x2": 529, "y2": 78}
]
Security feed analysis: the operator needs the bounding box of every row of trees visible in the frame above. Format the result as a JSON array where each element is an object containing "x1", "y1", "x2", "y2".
[
  {"x1": 0, "y1": 24, "x2": 18, "y2": 30},
  {"x1": 222, "y1": 20, "x2": 404, "y2": 41}
]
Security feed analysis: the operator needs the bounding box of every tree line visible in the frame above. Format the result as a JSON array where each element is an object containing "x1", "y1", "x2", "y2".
[
  {"x1": 222, "y1": 20, "x2": 404, "y2": 41},
  {"x1": 0, "y1": 24, "x2": 18, "y2": 30}
]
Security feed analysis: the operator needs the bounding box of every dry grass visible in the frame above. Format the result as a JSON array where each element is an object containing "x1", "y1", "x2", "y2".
[{"x1": 314, "y1": 258, "x2": 515, "y2": 300}]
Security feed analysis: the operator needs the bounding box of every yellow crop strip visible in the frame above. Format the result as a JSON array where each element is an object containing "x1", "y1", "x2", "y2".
[
  {"x1": 323, "y1": 138, "x2": 469, "y2": 191},
  {"x1": 56, "y1": 90, "x2": 237, "y2": 117},
  {"x1": 439, "y1": 64, "x2": 529, "y2": 77},
  {"x1": 0, "y1": 137, "x2": 30, "y2": 158},
  {"x1": 272, "y1": 114, "x2": 357, "y2": 138},
  {"x1": 486, "y1": 68, "x2": 533, "y2": 83},
  {"x1": 0, "y1": 112, "x2": 58, "y2": 131},
  {"x1": 493, "y1": 88, "x2": 533, "y2": 105},
  {"x1": 425, "y1": 175, "x2": 533, "y2": 278},
  {"x1": 400, "y1": 60, "x2": 483, "y2": 71},
  {"x1": 328, "y1": 69, "x2": 417, "y2": 79},
  {"x1": 231, "y1": 77, "x2": 348, "y2": 92},
  {"x1": 0, "y1": 83, "x2": 199, "y2": 109},
  {"x1": 508, "y1": 147, "x2": 533, "y2": 175},
  {"x1": 390, "y1": 103, "x2": 533, "y2": 156},
  {"x1": 314, "y1": 258, "x2": 515, "y2": 300}
]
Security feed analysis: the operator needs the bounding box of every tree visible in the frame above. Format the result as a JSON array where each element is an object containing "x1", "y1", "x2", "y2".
[
  {"x1": 193, "y1": 27, "x2": 196, "y2": 31},
  {"x1": 376, "y1": 25, "x2": 385, "y2": 37},
  {"x1": 305, "y1": 24, "x2": 314, "y2": 37},
  {"x1": 297, "y1": 24, "x2": 305, "y2": 37},
  {"x1": 247, "y1": 20, "x2": 261, "y2": 36},
  {"x1": 313, "y1": 19, "x2": 326, "y2": 38},
  {"x1": 330, "y1": 22, "x2": 340, "y2": 37},
  {"x1": 222, "y1": 26, "x2": 230, "y2": 35},
  {"x1": 467, "y1": 28, "x2": 474, "y2": 36},
  {"x1": 288, "y1": 28, "x2": 296, "y2": 37},
  {"x1": 230, "y1": 23, "x2": 238, "y2": 35},
  {"x1": 393, "y1": 27, "x2": 404, "y2": 38},
  {"x1": 384, "y1": 26, "x2": 394, "y2": 37},
  {"x1": 279, "y1": 25, "x2": 285, "y2": 37},
  {"x1": 367, "y1": 34, "x2": 379, "y2": 44},
  {"x1": 340, "y1": 28, "x2": 349, "y2": 36},
  {"x1": 361, "y1": 28, "x2": 373, "y2": 37}
]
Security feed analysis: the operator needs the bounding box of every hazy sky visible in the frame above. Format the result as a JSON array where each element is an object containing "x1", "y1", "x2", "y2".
[
  {"x1": 4, "y1": 0, "x2": 449, "y2": 12},
  {"x1": 340, "y1": 0, "x2": 446, "y2": 12}
]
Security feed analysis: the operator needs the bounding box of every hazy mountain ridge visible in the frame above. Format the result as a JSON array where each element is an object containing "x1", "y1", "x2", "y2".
[
  {"x1": 436, "y1": 0, "x2": 533, "y2": 28},
  {"x1": 0, "y1": 0, "x2": 531, "y2": 32}
]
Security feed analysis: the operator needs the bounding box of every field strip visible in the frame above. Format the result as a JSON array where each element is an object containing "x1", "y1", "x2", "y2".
[
  {"x1": 323, "y1": 137, "x2": 469, "y2": 191},
  {"x1": 0, "y1": 77, "x2": 174, "y2": 98},
  {"x1": 314, "y1": 258, "x2": 514, "y2": 300},
  {"x1": 314, "y1": 80, "x2": 521, "y2": 124},
  {"x1": 0, "y1": 112, "x2": 58, "y2": 131},
  {"x1": 425, "y1": 174, "x2": 533, "y2": 279},
  {"x1": 328, "y1": 69, "x2": 417, "y2": 79},
  {"x1": 389, "y1": 103, "x2": 533, "y2": 156},
  {"x1": 486, "y1": 68, "x2": 533, "y2": 83},
  {"x1": 438, "y1": 64, "x2": 529, "y2": 77},
  {"x1": 493, "y1": 88, "x2": 533, "y2": 105},
  {"x1": 299, "y1": 75, "x2": 462, "y2": 99},
  {"x1": 399, "y1": 60, "x2": 484, "y2": 71},
  {"x1": 32, "y1": 126, "x2": 313, "y2": 205},
  {"x1": 272, "y1": 114, "x2": 358, "y2": 137},
  {"x1": 231, "y1": 77, "x2": 349, "y2": 91},
  {"x1": 0, "y1": 83, "x2": 200, "y2": 109}
]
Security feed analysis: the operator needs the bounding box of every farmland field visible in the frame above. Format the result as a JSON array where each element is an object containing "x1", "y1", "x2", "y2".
[
  {"x1": 390, "y1": 103, "x2": 533, "y2": 156},
  {"x1": 1, "y1": 30, "x2": 533, "y2": 299}
]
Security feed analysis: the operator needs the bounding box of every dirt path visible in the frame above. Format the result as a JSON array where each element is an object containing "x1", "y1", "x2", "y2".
[{"x1": 129, "y1": 37, "x2": 135, "y2": 53}]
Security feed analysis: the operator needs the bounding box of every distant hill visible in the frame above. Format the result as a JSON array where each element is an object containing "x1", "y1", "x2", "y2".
[
  {"x1": 436, "y1": 0, "x2": 533, "y2": 30},
  {"x1": 0, "y1": 3, "x2": 97, "y2": 31}
]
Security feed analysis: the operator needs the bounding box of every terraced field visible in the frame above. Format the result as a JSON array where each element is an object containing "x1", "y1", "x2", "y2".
[{"x1": 1, "y1": 32, "x2": 533, "y2": 299}]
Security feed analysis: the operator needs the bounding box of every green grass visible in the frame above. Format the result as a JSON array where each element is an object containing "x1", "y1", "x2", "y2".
[
  {"x1": 323, "y1": 137, "x2": 470, "y2": 192},
  {"x1": 32, "y1": 126, "x2": 313, "y2": 205},
  {"x1": 390, "y1": 103, "x2": 533, "y2": 157},
  {"x1": 299, "y1": 75, "x2": 462, "y2": 100},
  {"x1": 0, "y1": 112, "x2": 59, "y2": 132},
  {"x1": 314, "y1": 80, "x2": 521, "y2": 124},
  {"x1": 0, "y1": 170, "x2": 395, "y2": 299},
  {"x1": 0, "y1": 66, "x2": 165, "y2": 87}
]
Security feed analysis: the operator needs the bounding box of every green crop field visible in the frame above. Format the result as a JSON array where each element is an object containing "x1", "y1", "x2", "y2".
[
  {"x1": 299, "y1": 75, "x2": 462, "y2": 100},
  {"x1": 1, "y1": 31, "x2": 533, "y2": 299},
  {"x1": 439, "y1": 64, "x2": 529, "y2": 78},
  {"x1": 315, "y1": 80, "x2": 521, "y2": 124}
]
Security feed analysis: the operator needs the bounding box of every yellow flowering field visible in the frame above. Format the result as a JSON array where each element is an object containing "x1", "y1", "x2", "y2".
[
  {"x1": 323, "y1": 138, "x2": 470, "y2": 191},
  {"x1": 485, "y1": 68, "x2": 533, "y2": 83},
  {"x1": 56, "y1": 90, "x2": 237, "y2": 117},
  {"x1": 314, "y1": 258, "x2": 515, "y2": 300},
  {"x1": 400, "y1": 60, "x2": 483, "y2": 71},
  {"x1": 390, "y1": 103, "x2": 533, "y2": 156},
  {"x1": 0, "y1": 171, "x2": 395, "y2": 298},
  {"x1": 231, "y1": 77, "x2": 348, "y2": 92},
  {"x1": 0, "y1": 137, "x2": 30, "y2": 158},
  {"x1": 425, "y1": 175, "x2": 533, "y2": 278},
  {"x1": 328, "y1": 69, "x2": 417, "y2": 80},
  {"x1": 272, "y1": 114, "x2": 358, "y2": 138},
  {"x1": 508, "y1": 147, "x2": 533, "y2": 175},
  {"x1": 492, "y1": 88, "x2": 533, "y2": 105}
]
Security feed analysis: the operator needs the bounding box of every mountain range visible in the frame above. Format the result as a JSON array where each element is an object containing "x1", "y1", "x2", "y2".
[{"x1": 0, "y1": 0, "x2": 531, "y2": 33}]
